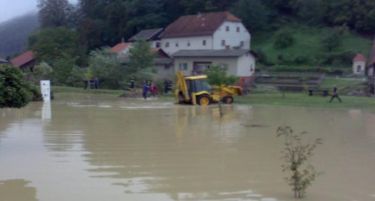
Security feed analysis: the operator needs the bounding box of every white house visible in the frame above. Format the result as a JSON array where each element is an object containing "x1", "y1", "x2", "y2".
[
  {"x1": 122, "y1": 11, "x2": 255, "y2": 86},
  {"x1": 352, "y1": 53, "x2": 366, "y2": 75},
  {"x1": 159, "y1": 11, "x2": 251, "y2": 55}
]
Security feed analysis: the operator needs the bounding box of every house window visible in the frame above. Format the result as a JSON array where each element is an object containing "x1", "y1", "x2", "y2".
[
  {"x1": 179, "y1": 63, "x2": 188, "y2": 71},
  {"x1": 202, "y1": 40, "x2": 206, "y2": 46},
  {"x1": 187, "y1": 41, "x2": 191, "y2": 47},
  {"x1": 221, "y1": 40, "x2": 226, "y2": 46},
  {"x1": 156, "y1": 42, "x2": 161, "y2": 48},
  {"x1": 237, "y1": 27, "x2": 240, "y2": 32},
  {"x1": 240, "y1": 41, "x2": 244, "y2": 47},
  {"x1": 226, "y1": 26, "x2": 230, "y2": 32},
  {"x1": 175, "y1": 42, "x2": 179, "y2": 47},
  {"x1": 165, "y1": 42, "x2": 170, "y2": 48}
]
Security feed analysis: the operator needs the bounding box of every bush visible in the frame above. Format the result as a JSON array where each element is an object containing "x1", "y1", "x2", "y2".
[
  {"x1": 318, "y1": 51, "x2": 355, "y2": 66},
  {"x1": 205, "y1": 65, "x2": 238, "y2": 86},
  {"x1": 321, "y1": 31, "x2": 342, "y2": 52},
  {"x1": 274, "y1": 30, "x2": 295, "y2": 49},
  {"x1": 277, "y1": 126, "x2": 322, "y2": 199},
  {"x1": 0, "y1": 64, "x2": 33, "y2": 108}
]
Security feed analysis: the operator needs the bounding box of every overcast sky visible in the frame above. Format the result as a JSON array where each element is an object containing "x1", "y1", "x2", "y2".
[{"x1": 0, "y1": 0, "x2": 78, "y2": 23}]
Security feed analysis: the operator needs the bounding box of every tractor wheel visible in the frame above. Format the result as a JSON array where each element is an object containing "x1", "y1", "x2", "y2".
[
  {"x1": 197, "y1": 95, "x2": 210, "y2": 106},
  {"x1": 178, "y1": 93, "x2": 185, "y2": 104},
  {"x1": 222, "y1": 96, "x2": 234, "y2": 104}
]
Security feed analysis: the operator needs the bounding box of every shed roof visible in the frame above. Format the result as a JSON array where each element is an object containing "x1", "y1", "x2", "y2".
[
  {"x1": 353, "y1": 53, "x2": 366, "y2": 62},
  {"x1": 128, "y1": 28, "x2": 163, "y2": 42},
  {"x1": 10, "y1": 51, "x2": 35, "y2": 67},
  {"x1": 0, "y1": 57, "x2": 8, "y2": 64},
  {"x1": 172, "y1": 49, "x2": 250, "y2": 58},
  {"x1": 111, "y1": 42, "x2": 131, "y2": 53},
  {"x1": 160, "y1": 11, "x2": 241, "y2": 38}
]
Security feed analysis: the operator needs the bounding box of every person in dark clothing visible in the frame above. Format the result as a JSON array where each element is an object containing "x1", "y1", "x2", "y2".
[
  {"x1": 329, "y1": 86, "x2": 342, "y2": 103},
  {"x1": 129, "y1": 79, "x2": 135, "y2": 89},
  {"x1": 142, "y1": 81, "x2": 149, "y2": 99}
]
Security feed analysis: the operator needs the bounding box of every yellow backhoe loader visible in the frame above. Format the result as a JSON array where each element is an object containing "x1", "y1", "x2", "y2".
[{"x1": 175, "y1": 71, "x2": 242, "y2": 105}]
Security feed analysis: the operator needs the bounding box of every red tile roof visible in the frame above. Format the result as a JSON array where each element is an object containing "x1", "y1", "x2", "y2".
[
  {"x1": 10, "y1": 51, "x2": 35, "y2": 68},
  {"x1": 353, "y1": 53, "x2": 366, "y2": 62},
  {"x1": 160, "y1": 11, "x2": 241, "y2": 38},
  {"x1": 111, "y1": 42, "x2": 131, "y2": 53}
]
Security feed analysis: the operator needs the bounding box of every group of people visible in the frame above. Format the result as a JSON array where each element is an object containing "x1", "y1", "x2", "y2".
[{"x1": 142, "y1": 81, "x2": 158, "y2": 99}]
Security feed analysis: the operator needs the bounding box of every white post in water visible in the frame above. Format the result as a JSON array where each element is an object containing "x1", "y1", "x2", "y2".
[{"x1": 40, "y1": 80, "x2": 51, "y2": 102}]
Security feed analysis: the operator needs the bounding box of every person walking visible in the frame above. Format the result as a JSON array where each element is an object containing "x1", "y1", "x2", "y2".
[
  {"x1": 142, "y1": 81, "x2": 149, "y2": 99},
  {"x1": 329, "y1": 86, "x2": 342, "y2": 103}
]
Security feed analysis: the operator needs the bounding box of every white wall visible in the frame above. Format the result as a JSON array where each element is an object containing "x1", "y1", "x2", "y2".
[
  {"x1": 174, "y1": 56, "x2": 254, "y2": 77},
  {"x1": 352, "y1": 61, "x2": 366, "y2": 75},
  {"x1": 236, "y1": 53, "x2": 255, "y2": 77},
  {"x1": 161, "y1": 36, "x2": 213, "y2": 55},
  {"x1": 213, "y1": 21, "x2": 251, "y2": 50}
]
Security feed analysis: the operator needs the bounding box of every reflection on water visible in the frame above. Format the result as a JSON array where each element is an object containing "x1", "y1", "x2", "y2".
[
  {"x1": 0, "y1": 179, "x2": 37, "y2": 201},
  {"x1": 0, "y1": 96, "x2": 375, "y2": 201}
]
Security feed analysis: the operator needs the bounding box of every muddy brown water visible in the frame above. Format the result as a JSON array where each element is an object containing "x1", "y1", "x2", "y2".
[{"x1": 0, "y1": 94, "x2": 375, "y2": 201}]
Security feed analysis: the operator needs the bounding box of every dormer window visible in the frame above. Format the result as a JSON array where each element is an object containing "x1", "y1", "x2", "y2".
[
  {"x1": 175, "y1": 42, "x2": 179, "y2": 47},
  {"x1": 202, "y1": 40, "x2": 206, "y2": 46},
  {"x1": 226, "y1": 26, "x2": 230, "y2": 32},
  {"x1": 187, "y1": 41, "x2": 191, "y2": 47}
]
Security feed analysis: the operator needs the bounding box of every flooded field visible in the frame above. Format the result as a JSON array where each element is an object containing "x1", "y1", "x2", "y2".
[{"x1": 0, "y1": 94, "x2": 375, "y2": 201}]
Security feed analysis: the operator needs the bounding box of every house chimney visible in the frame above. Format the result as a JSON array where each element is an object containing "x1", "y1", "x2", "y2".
[{"x1": 121, "y1": 37, "x2": 125, "y2": 43}]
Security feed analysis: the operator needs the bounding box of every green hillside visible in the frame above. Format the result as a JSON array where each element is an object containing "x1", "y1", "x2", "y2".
[{"x1": 253, "y1": 25, "x2": 373, "y2": 70}]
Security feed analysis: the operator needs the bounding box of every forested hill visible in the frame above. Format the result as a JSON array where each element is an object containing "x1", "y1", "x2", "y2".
[{"x1": 0, "y1": 13, "x2": 39, "y2": 58}]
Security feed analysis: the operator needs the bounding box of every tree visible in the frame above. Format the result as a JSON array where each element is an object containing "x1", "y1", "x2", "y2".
[
  {"x1": 321, "y1": 30, "x2": 342, "y2": 52},
  {"x1": 274, "y1": 29, "x2": 295, "y2": 49},
  {"x1": 52, "y1": 54, "x2": 77, "y2": 85},
  {"x1": 30, "y1": 27, "x2": 81, "y2": 63},
  {"x1": 296, "y1": 0, "x2": 324, "y2": 25},
  {"x1": 127, "y1": 40, "x2": 155, "y2": 82},
  {"x1": 277, "y1": 126, "x2": 322, "y2": 199},
  {"x1": 0, "y1": 64, "x2": 33, "y2": 108},
  {"x1": 38, "y1": 0, "x2": 73, "y2": 28},
  {"x1": 205, "y1": 65, "x2": 237, "y2": 86},
  {"x1": 231, "y1": 0, "x2": 270, "y2": 32},
  {"x1": 88, "y1": 48, "x2": 125, "y2": 89}
]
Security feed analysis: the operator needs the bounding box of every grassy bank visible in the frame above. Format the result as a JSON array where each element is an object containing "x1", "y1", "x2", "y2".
[
  {"x1": 253, "y1": 25, "x2": 372, "y2": 68},
  {"x1": 52, "y1": 86, "x2": 124, "y2": 96},
  {"x1": 52, "y1": 86, "x2": 375, "y2": 110},
  {"x1": 236, "y1": 92, "x2": 375, "y2": 109}
]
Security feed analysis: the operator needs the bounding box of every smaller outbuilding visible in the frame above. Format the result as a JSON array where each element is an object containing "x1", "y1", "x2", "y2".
[
  {"x1": 111, "y1": 41, "x2": 132, "y2": 56},
  {"x1": 352, "y1": 53, "x2": 367, "y2": 75},
  {"x1": 10, "y1": 51, "x2": 36, "y2": 70}
]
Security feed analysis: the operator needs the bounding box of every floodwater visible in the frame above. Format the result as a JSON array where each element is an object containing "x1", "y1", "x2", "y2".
[{"x1": 0, "y1": 94, "x2": 375, "y2": 201}]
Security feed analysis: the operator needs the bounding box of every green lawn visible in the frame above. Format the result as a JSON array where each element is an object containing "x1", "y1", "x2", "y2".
[
  {"x1": 236, "y1": 92, "x2": 375, "y2": 110},
  {"x1": 52, "y1": 86, "x2": 375, "y2": 110},
  {"x1": 52, "y1": 86, "x2": 124, "y2": 96}
]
